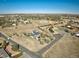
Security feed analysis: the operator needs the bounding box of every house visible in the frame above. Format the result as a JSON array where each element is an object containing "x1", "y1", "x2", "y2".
[
  {"x1": 75, "y1": 32, "x2": 79, "y2": 37},
  {"x1": 5, "y1": 43, "x2": 22, "y2": 58},
  {"x1": 31, "y1": 30, "x2": 40, "y2": 40},
  {"x1": 12, "y1": 23, "x2": 16, "y2": 26},
  {"x1": 23, "y1": 20, "x2": 30, "y2": 24}
]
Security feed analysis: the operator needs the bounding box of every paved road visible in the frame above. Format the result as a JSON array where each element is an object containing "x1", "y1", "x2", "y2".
[
  {"x1": 0, "y1": 32, "x2": 42, "y2": 58},
  {"x1": 36, "y1": 34, "x2": 64, "y2": 55},
  {"x1": 0, "y1": 30, "x2": 66, "y2": 57},
  {"x1": 0, "y1": 48, "x2": 9, "y2": 58}
]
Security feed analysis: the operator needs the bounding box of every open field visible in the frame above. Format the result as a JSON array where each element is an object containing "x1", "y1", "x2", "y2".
[{"x1": 43, "y1": 33, "x2": 79, "y2": 58}]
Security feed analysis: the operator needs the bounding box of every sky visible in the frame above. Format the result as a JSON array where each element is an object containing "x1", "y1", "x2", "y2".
[{"x1": 0, "y1": 0, "x2": 79, "y2": 14}]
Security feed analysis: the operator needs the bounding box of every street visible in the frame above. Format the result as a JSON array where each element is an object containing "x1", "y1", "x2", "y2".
[{"x1": 0, "y1": 32, "x2": 42, "y2": 58}]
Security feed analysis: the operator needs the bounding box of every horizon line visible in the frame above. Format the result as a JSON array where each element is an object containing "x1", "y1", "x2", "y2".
[{"x1": 0, "y1": 12, "x2": 79, "y2": 15}]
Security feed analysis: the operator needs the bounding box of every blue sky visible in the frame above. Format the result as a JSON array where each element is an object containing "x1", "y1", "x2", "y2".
[{"x1": 0, "y1": 0, "x2": 79, "y2": 14}]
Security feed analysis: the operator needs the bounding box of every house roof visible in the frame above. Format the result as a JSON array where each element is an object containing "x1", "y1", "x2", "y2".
[
  {"x1": 75, "y1": 32, "x2": 79, "y2": 36},
  {"x1": 32, "y1": 30, "x2": 40, "y2": 36}
]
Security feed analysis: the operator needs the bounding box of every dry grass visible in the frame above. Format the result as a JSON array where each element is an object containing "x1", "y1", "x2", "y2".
[
  {"x1": 0, "y1": 20, "x2": 53, "y2": 52},
  {"x1": 43, "y1": 33, "x2": 79, "y2": 58}
]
